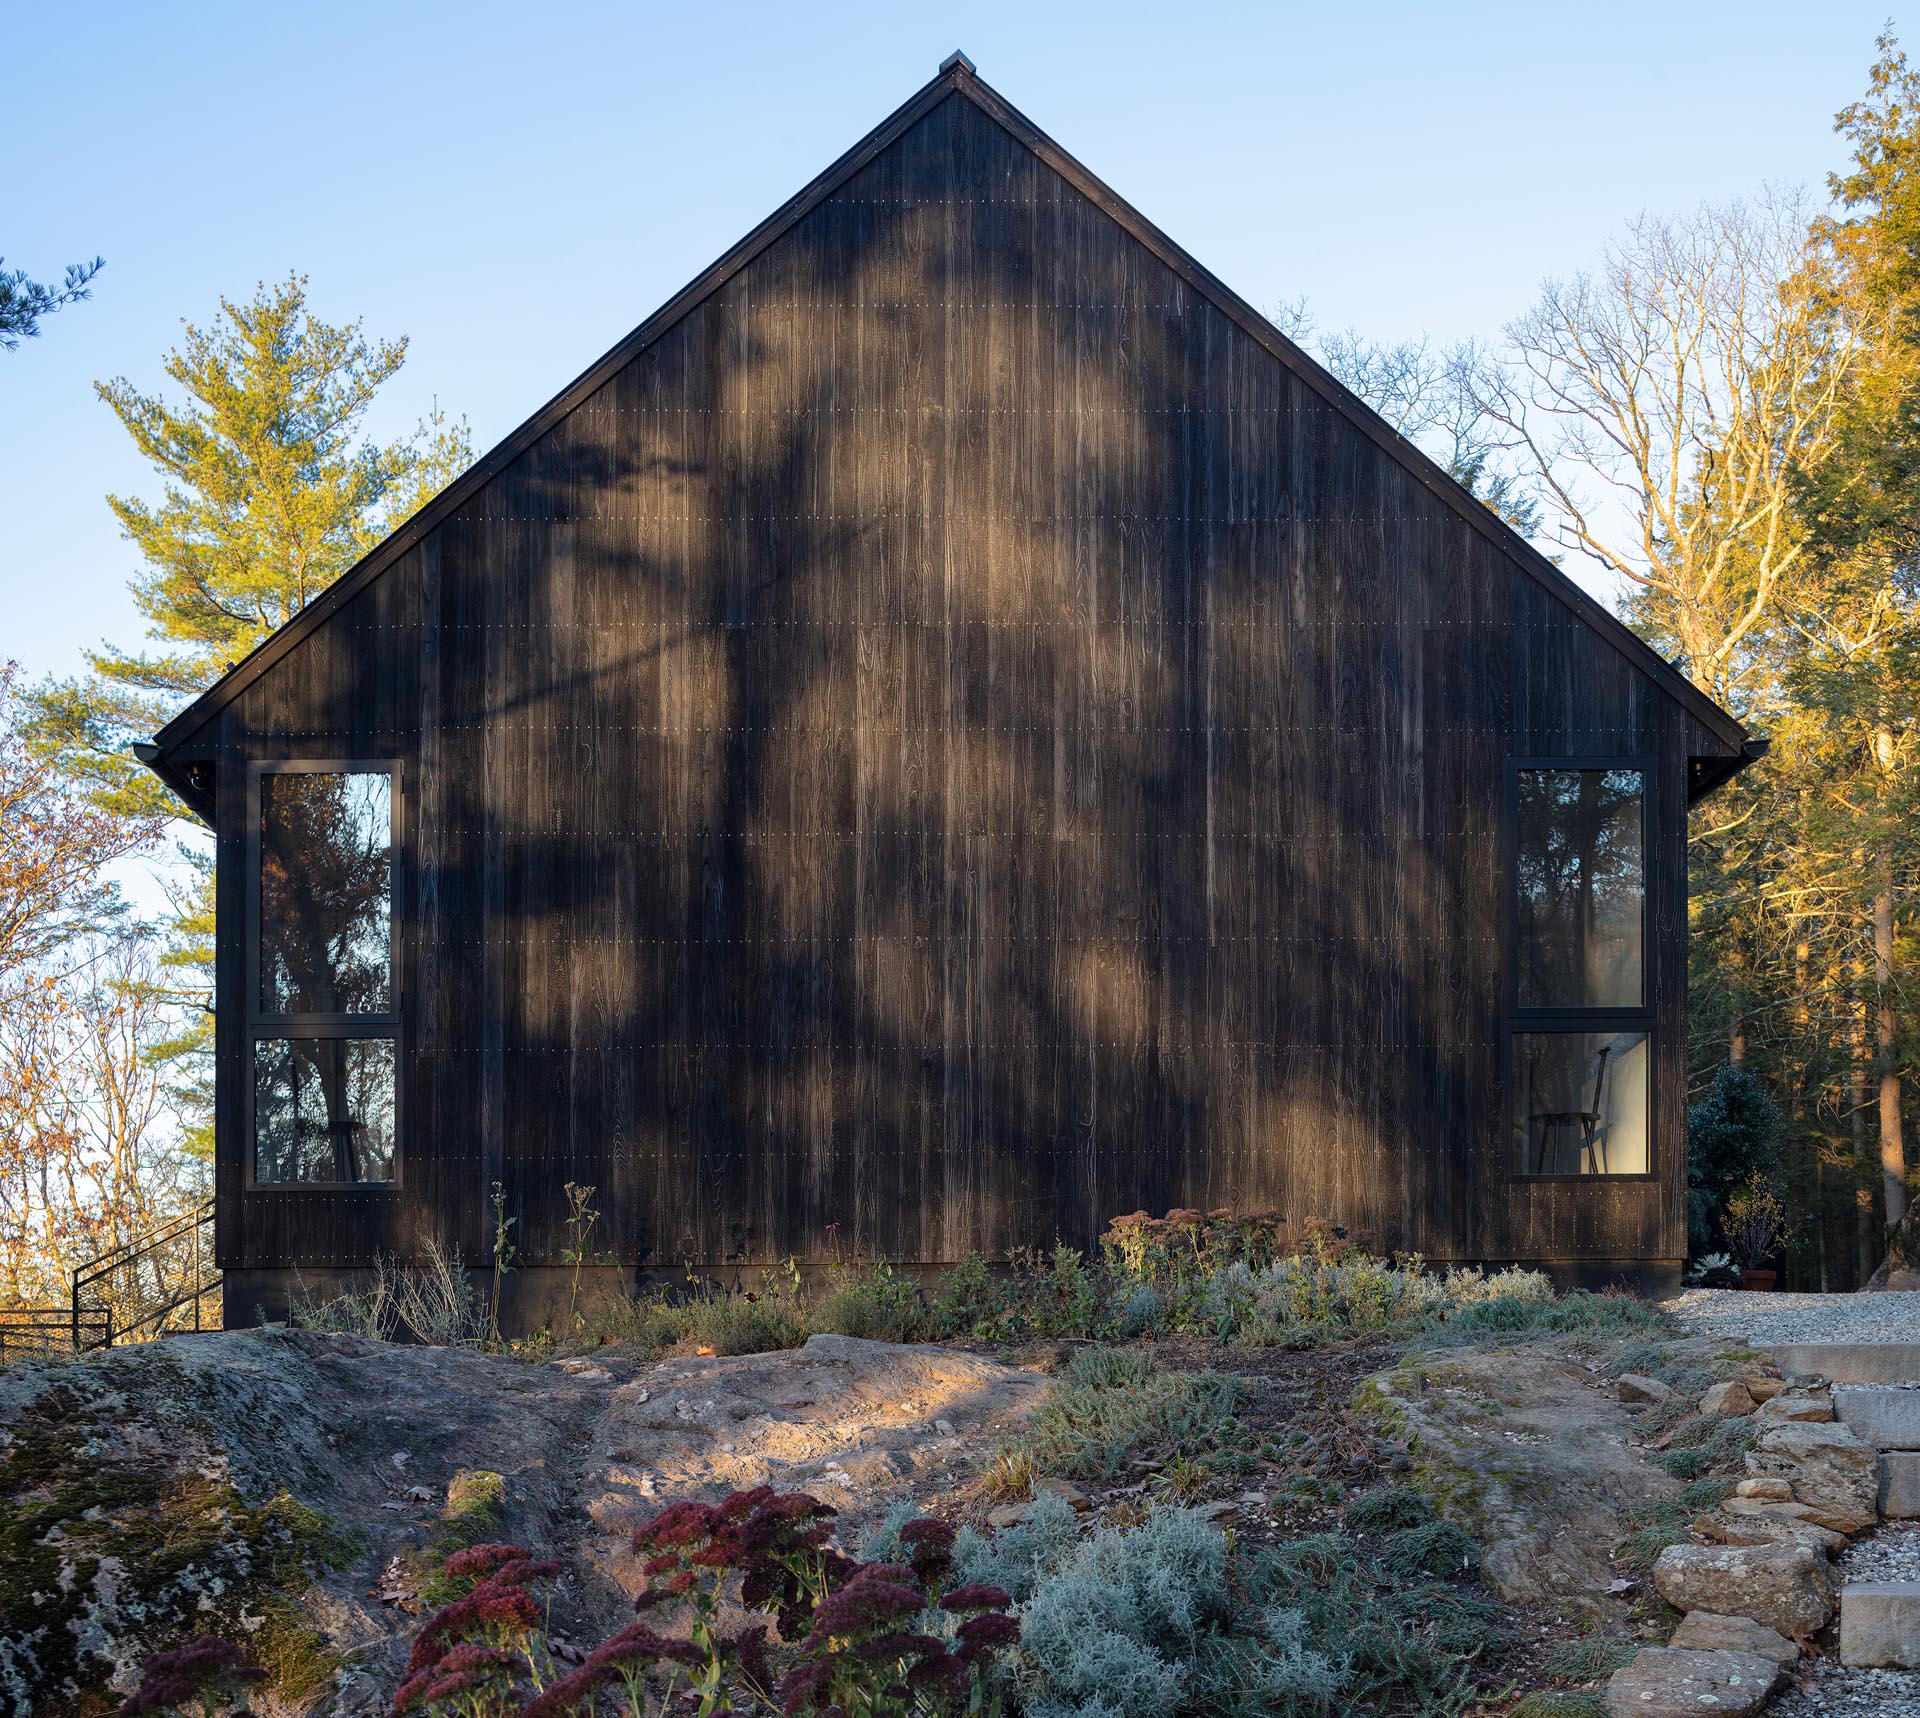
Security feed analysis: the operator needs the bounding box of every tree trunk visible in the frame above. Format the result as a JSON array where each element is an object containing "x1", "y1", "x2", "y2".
[
  {"x1": 1855, "y1": 945, "x2": 1878, "y2": 1286},
  {"x1": 1875, "y1": 854, "x2": 1909, "y2": 1230}
]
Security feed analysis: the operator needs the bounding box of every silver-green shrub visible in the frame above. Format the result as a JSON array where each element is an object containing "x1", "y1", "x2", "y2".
[{"x1": 949, "y1": 1502, "x2": 1342, "y2": 1718}]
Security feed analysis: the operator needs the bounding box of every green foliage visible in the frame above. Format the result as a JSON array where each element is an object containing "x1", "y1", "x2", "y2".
[
  {"x1": 1246, "y1": 1516, "x2": 1500, "y2": 1716},
  {"x1": 1099, "y1": 1208, "x2": 1291, "y2": 1328},
  {"x1": 1686, "y1": 1066, "x2": 1783, "y2": 1258},
  {"x1": 1541, "y1": 1638, "x2": 1637, "y2": 1682},
  {"x1": 570, "y1": 1284, "x2": 691, "y2": 1357},
  {"x1": 1209, "y1": 1235, "x2": 1563, "y2": 1349},
  {"x1": 814, "y1": 1260, "x2": 931, "y2": 1342},
  {"x1": 26, "y1": 274, "x2": 473, "y2": 821},
  {"x1": 1513, "y1": 1695, "x2": 1608, "y2": 1718},
  {"x1": 1380, "y1": 1522, "x2": 1480, "y2": 1578},
  {"x1": 0, "y1": 255, "x2": 100, "y2": 350},
  {"x1": 951, "y1": 1500, "x2": 1342, "y2": 1718},
  {"x1": 1650, "y1": 1447, "x2": 1710, "y2": 1480},
  {"x1": 1343, "y1": 1485, "x2": 1435, "y2": 1534},
  {"x1": 1015, "y1": 1350, "x2": 1243, "y2": 1481},
  {"x1": 682, "y1": 1288, "x2": 809, "y2": 1356}
]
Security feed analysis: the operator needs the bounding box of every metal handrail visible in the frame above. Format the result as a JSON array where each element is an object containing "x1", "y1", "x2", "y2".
[
  {"x1": 0, "y1": 1306, "x2": 111, "y2": 1363},
  {"x1": 70, "y1": 1199, "x2": 214, "y2": 1283},
  {"x1": 69, "y1": 1199, "x2": 219, "y2": 1352}
]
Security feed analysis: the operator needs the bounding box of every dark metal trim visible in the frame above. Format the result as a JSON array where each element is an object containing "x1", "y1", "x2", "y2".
[
  {"x1": 1503, "y1": 757, "x2": 1658, "y2": 1183},
  {"x1": 242, "y1": 759, "x2": 404, "y2": 1194}
]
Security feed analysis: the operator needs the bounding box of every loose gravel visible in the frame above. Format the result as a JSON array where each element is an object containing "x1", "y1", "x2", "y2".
[
  {"x1": 1664, "y1": 1291, "x2": 1920, "y2": 1712},
  {"x1": 1772, "y1": 1524, "x2": 1920, "y2": 1717},
  {"x1": 1664, "y1": 1288, "x2": 1920, "y2": 1346}
]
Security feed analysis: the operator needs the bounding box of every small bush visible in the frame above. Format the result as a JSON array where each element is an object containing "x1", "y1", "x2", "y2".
[
  {"x1": 1650, "y1": 1447, "x2": 1709, "y2": 1480},
  {"x1": 1343, "y1": 1486, "x2": 1434, "y2": 1534},
  {"x1": 1687, "y1": 1064, "x2": 1783, "y2": 1257},
  {"x1": 571, "y1": 1285, "x2": 691, "y2": 1357},
  {"x1": 813, "y1": 1260, "x2": 930, "y2": 1343},
  {"x1": 932, "y1": 1252, "x2": 1015, "y2": 1338},
  {"x1": 1246, "y1": 1519, "x2": 1497, "y2": 1714},
  {"x1": 1514, "y1": 1694, "x2": 1609, "y2": 1718},
  {"x1": 682, "y1": 1291, "x2": 809, "y2": 1356},
  {"x1": 967, "y1": 1502, "x2": 1342, "y2": 1718},
  {"x1": 1017, "y1": 1350, "x2": 1242, "y2": 1480},
  {"x1": 1542, "y1": 1637, "x2": 1637, "y2": 1681},
  {"x1": 1117, "y1": 1281, "x2": 1166, "y2": 1338},
  {"x1": 1381, "y1": 1522, "x2": 1479, "y2": 1578},
  {"x1": 287, "y1": 1238, "x2": 489, "y2": 1346}
]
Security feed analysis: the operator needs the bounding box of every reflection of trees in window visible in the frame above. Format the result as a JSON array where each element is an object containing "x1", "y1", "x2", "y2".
[
  {"x1": 255, "y1": 1038, "x2": 396, "y2": 1183},
  {"x1": 260, "y1": 772, "x2": 390, "y2": 1014},
  {"x1": 1515, "y1": 769, "x2": 1643, "y2": 1009},
  {"x1": 252, "y1": 768, "x2": 395, "y2": 1186}
]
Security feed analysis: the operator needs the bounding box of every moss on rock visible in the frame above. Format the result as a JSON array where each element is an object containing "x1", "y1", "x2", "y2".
[{"x1": 0, "y1": 1366, "x2": 358, "y2": 1717}]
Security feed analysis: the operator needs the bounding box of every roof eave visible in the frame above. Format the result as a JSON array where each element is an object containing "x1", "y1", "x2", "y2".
[{"x1": 1688, "y1": 736, "x2": 1770, "y2": 806}]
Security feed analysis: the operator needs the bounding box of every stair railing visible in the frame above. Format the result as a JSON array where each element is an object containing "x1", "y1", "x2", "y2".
[{"x1": 68, "y1": 1198, "x2": 220, "y2": 1352}]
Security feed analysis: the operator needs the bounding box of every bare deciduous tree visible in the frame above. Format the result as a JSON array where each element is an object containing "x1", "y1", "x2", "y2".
[{"x1": 1472, "y1": 190, "x2": 1863, "y2": 718}]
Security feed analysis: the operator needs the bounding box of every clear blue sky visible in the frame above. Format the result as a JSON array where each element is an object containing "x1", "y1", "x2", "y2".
[{"x1": 0, "y1": 0, "x2": 1898, "y2": 689}]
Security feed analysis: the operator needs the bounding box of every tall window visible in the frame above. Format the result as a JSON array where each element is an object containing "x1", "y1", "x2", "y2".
[
  {"x1": 249, "y1": 766, "x2": 397, "y2": 1186},
  {"x1": 1510, "y1": 765, "x2": 1650, "y2": 1177}
]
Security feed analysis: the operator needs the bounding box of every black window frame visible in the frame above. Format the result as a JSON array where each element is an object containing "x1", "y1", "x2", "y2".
[
  {"x1": 1504, "y1": 756, "x2": 1655, "y2": 1183},
  {"x1": 243, "y1": 758, "x2": 403, "y2": 1193}
]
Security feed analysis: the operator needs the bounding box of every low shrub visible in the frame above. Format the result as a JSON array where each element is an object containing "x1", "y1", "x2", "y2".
[
  {"x1": 681, "y1": 1290, "x2": 809, "y2": 1356},
  {"x1": 937, "y1": 1498, "x2": 1340, "y2": 1718},
  {"x1": 1541, "y1": 1637, "x2": 1637, "y2": 1681},
  {"x1": 1247, "y1": 1514, "x2": 1500, "y2": 1715},
  {"x1": 1380, "y1": 1521, "x2": 1479, "y2": 1578},
  {"x1": 813, "y1": 1260, "x2": 931, "y2": 1343},
  {"x1": 1513, "y1": 1694, "x2": 1609, "y2": 1718},
  {"x1": 1099, "y1": 1209, "x2": 1291, "y2": 1328},
  {"x1": 1342, "y1": 1485, "x2": 1434, "y2": 1535},
  {"x1": 287, "y1": 1237, "x2": 490, "y2": 1346},
  {"x1": 1016, "y1": 1349, "x2": 1242, "y2": 1481},
  {"x1": 571, "y1": 1286, "x2": 691, "y2": 1357}
]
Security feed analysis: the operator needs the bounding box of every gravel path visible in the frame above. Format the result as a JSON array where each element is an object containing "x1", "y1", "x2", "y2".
[
  {"x1": 1663, "y1": 1288, "x2": 1920, "y2": 1346},
  {"x1": 1772, "y1": 1523, "x2": 1920, "y2": 1717}
]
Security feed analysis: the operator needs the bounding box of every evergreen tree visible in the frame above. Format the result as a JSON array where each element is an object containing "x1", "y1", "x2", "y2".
[
  {"x1": 27, "y1": 273, "x2": 473, "y2": 817},
  {"x1": 25, "y1": 274, "x2": 472, "y2": 1158},
  {"x1": 0, "y1": 256, "x2": 101, "y2": 351}
]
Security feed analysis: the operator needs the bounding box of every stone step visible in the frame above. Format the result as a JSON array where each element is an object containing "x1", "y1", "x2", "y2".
[
  {"x1": 1839, "y1": 1581, "x2": 1920, "y2": 1668},
  {"x1": 1882, "y1": 1451, "x2": 1920, "y2": 1519},
  {"x1": 1833, "y1": 1385, "x2": 1920, "y2": 1450},
  {"x1": 1768, "y1": 1343, "x2": 1920, "y2": 1384}
]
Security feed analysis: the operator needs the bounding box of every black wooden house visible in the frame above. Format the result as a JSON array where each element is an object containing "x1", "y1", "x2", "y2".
[{"x1": 140, "y1": 57, "x2": 1761, "y2": 1321}]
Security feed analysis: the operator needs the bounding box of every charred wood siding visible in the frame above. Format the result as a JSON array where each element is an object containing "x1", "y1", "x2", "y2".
[{"x1": 204, "y1": 91, "x2": 1726, "y2": 1274}]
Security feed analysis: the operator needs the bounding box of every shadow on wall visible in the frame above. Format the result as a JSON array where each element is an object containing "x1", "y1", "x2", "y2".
[{"x1": 294, "y1": 94, "x2": 1663, "y2": 1275}]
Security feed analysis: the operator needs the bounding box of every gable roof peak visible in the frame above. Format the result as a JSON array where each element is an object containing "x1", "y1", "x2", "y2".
[{"x1": 142, "y1": 57, "x2": 1751, "y2": 769}]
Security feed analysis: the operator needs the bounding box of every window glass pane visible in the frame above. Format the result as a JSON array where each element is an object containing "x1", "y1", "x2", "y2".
[
  {"x1": 254, "y1": 1038, "x2": 396, "y2": 1184},
  {"x1": 1512, "y1": 1030, "x2": 1649, "y2": 1175},
  {"x1": 260, "y1": 772, "x2": 391, "y2": 1015},
  {"x1": 1516, "y1": 768, "x2": 1644, "y2": 1009}
]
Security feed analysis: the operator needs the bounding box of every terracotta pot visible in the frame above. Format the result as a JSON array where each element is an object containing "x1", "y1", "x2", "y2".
[{"x1": 1739, "y1": 1269, "x2": 1778, "y2": 1292}]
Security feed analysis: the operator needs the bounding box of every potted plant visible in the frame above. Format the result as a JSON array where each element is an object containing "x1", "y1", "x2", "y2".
[
  {"x1": 1685, "y1": 1252, "x2": 1742, "y2": 1289},
  {"x1": 1724, "y1": 1174, "x2": 1788, "y2": 1291}
]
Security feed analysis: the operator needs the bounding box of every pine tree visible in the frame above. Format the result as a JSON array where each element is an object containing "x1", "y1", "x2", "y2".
[
  {"x1": 26, "y1": 273, "x2": 473, "y2": 817},
  {"x1": 24, "y1": 274, "x2": 473, "y2": 1158}
]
